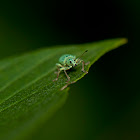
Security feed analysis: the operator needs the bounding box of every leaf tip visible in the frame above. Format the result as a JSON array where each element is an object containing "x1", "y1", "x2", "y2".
[{"x1": 121, "y1": 38, "x2": 128, "y2": 44}]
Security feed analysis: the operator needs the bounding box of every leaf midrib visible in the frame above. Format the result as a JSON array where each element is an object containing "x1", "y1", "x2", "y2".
[{"x1": 0, "y1": 68, "x2": 57, "y2": 112}]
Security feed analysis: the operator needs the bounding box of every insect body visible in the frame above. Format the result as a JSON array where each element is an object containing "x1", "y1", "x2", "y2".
[{"x1": 53, "y1": 50, "x2": 89, "y2": 90}]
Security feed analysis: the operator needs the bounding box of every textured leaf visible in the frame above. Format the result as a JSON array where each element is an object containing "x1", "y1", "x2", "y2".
[{"x1": 0, "y1": 38, "x2": 127, "y2": 140}]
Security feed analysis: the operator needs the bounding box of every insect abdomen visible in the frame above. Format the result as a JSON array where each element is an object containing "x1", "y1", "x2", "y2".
[{"x1": 59, "y1": 54, "x2": 75, "y2": 64}]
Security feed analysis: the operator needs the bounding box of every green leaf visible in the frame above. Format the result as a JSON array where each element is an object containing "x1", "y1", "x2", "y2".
[{"x1": 0, "y1": 38, "x2": 127, "y2": 140}]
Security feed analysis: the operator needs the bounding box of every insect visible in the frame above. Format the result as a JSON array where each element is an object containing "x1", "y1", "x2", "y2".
[{"x1": 53, "y1": 50, "x2": 89, "y2": 90}]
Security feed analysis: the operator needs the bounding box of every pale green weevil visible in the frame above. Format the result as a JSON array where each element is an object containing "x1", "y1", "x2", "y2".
[{"x1": 53, "y1": 50, "x2": 90, "y2": 90}]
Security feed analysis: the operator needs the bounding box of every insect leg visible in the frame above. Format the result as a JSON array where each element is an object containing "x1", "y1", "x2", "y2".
[
  {"x1": 64, "y1": 70, "x2": 70, "y2": 83},
  {"x1": 56, "y1": 63, "x2": 63, "y2": 67},
  {"x1": 81, "y1": 61, "x2": 88, "y2": 74},
  {"x1": 53, "y1": 68, "x2": 61, "y2": 82},
  {"x1": 85, "y1": 61, "x2": 90, "y2": 65},
  {"x1": 53, "y1": 63, "x2": 64, "y2": 82},
  {"x1": 61, "y1": 81, "x2": 76, "y2": 90}
]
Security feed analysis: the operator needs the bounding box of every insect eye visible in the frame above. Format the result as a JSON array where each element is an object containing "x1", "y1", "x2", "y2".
[{"x1": 70, "y1": 61, "x2": 72, "y2": 63}]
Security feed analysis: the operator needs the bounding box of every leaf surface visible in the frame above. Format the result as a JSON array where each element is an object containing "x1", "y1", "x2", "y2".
[{"x1": 0, "y1": 38, "x2": 127, "y2": 140}]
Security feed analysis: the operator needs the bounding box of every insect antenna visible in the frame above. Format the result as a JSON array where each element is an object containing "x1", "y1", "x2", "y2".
[{"x1": 78, "y1": 50, "x2": 88, "y2": 59}]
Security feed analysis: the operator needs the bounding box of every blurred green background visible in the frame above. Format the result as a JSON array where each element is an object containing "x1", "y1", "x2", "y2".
[{"x1": 0, "y1": 0, "x2": 140, "y2": 140}]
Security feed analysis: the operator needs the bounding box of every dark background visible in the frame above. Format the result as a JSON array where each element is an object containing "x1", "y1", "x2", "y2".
[{"x1": 0, "y1": 0, "x2": 140, "y2": 140}]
